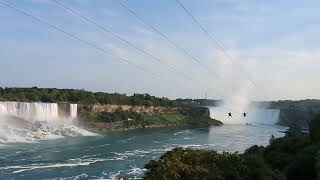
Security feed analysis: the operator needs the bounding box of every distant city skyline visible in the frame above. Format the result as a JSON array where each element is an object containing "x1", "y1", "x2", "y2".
[{"x1": 1, "y1": 0, "x2": 319, "y2": 100}]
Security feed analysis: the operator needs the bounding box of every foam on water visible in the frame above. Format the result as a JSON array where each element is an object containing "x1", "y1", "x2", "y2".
[
  {"x1": 0, "y1": 102, "x2": 94, "y2": 143},
  {"x1": 0, "y1": 124, "x2": 287, "y2": 179},
  {"x1": 127, "y1": 166, "x2": 147, "y2": 176},
  {"x1": 0, "y1": 158, "x2": 107, "y2": 174}
]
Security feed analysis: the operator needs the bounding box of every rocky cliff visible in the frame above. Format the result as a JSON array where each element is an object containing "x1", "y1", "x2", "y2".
[
  {"x1": 76, "y1": 104, "x2": 221, "y2": 132},
  {"x1": 78, "y1": 104, "x2": 180, "y2": 114}
]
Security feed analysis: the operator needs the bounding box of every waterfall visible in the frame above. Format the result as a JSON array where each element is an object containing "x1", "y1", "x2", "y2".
[
  {"x1": 70, "y1": 104, "x2": 77, "y2": 118},
  {"x1": 0, "y1": 102, "x2": 59, "y2": 121},
  {"x1": 248, "y1": 109, "x2": 280, "y2": 125},
  {"x1": 0, "y1": 102, "x2": 93, "y2": 143},
  {"x1": 209, "y1": 106, "x2": 280, "y2": 125}
]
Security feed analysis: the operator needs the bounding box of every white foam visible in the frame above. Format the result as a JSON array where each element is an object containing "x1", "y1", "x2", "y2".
[
  {"x1": 0, "y1": 158, "x2": 107, "y2": 174},
  {"x1": 105, "y1": 170, "x2": 122, "y2": 180},
  {"x1": 127, "y1": 166, "x2": 146, "y2": 176},
  {"x1": 173, "y1": 129, "x2": 192, "y2": 136},
  {"x1": 0, "y1": 101, "x2": 95, "y2": 143},
  {"x1": 47, "y1": 173, "x2": 89, "y2": 180}
]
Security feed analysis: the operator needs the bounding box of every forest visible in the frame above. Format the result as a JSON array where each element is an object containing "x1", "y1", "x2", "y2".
[{"x1": 0, "y1": 87, "x2": 177, "y2": 106}]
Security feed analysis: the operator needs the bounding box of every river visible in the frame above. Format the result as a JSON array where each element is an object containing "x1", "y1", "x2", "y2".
[{"x1": 0, "y1": 124, "x2": 286, "y2": 179}]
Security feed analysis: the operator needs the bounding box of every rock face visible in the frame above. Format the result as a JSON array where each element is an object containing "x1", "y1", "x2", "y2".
[
  {"x1": 78, "y1": 104, "x2": 180, "y2": 114},
  {"x1": 76, "y1": 104, "x2": 221, "y2": 132}
]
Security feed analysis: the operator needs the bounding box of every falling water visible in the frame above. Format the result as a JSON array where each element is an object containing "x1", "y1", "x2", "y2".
[
  {"x1": 0, "y1": 102, "x2": 59, "y2": 121},
  {"x1": 209, "y1": 106, "x2": 280, "y2": 125},
  {"x1": 70, "y1": 104, "x2": 77, "y2": 118},
  {"x1": 0, "y1": 102, "x2": 93, "y2": 143}
]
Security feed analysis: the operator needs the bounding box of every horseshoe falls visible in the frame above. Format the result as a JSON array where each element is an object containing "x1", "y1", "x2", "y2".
[{"x1": 209, "y1": 106, "x2": 280, "y2": 125}]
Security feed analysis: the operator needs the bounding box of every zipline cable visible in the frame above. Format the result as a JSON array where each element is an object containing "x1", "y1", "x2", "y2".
[
  {"x1": 117, "y1": 0, "x2": 254, "y2": 113},
  {"x1": 51, "y1": 0, "x2": 195, "y2": 81},
  {"x1": 118, "y1": 0, "x2": 222, "y2": 79},
  {"x1": 0, "y1": 1, "x2": 220, "y2": 99},
  {"x1": 1, "y1": 1, "x2": 251, "y2": 116},
  {"x1": 175, "y1": 0, "x2": 256, "y2": 87},
  {"x1": 0, "y1": 0, "x2": 160, "y2": 79}
]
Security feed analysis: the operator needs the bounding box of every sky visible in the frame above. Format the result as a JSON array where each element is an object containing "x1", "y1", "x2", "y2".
[{"x1": 0, "y1": 0, "x2": 319, "y2": 100}]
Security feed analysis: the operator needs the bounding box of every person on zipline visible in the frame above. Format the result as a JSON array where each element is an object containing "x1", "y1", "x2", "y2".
[{"x1": 228, "y1": 112, "x2": 232, "y2": 117}]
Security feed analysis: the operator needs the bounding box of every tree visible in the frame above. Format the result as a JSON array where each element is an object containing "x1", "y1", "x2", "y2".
[
  {"x1": 40, "y1": 94, "x2": 54, "y2": 102},
  {"x1": 310, "y1": 114, "x2": 320, "y2": 143}
]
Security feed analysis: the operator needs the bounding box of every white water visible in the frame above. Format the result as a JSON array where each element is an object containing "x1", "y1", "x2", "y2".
[
  {"x1": 0, "y1": 102, "x2": 93, "y2": 143},
  {"x1": 70, "y1": 104, "x2": 77, "y2": 118},
  {"x1": 207, "y1": 76, "x2": 280, "y2": 125},
  {"x1": 209, "y1": 106, "x2": 280, "y2": 125},
  {"x1": 0, "y1": 102, "x2": 59, "y2": 121}
]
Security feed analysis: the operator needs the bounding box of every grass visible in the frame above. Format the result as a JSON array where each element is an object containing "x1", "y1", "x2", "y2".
[{"x1": 160, "y1": 114, "x2": 182, "y2": 122}]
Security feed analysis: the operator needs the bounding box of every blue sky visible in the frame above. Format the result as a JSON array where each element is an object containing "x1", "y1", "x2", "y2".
[{"x1": 0, "y1": 0, "x2": 319, "y2": 100}]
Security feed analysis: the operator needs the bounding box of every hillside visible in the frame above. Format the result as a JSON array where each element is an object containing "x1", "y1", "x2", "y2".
[{"x1": 77, "y1": 104, "x2": 222, "y2": 132}]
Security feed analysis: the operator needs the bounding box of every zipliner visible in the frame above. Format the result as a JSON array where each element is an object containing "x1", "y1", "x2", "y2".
[{"x1": 227, "y1": 112, "x2": 247, "y2": 117}]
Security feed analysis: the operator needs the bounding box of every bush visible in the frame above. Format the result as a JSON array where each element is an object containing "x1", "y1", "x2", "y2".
[{"x1": 144, "y1": 147, "x2": 281, "y2": 180}]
